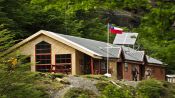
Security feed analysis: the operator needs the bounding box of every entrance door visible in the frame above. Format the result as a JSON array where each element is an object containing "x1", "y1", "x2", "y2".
[
  {"x1": 83, "y1": 54, "x2": 91, "y2": 74},
  {"x1": 117, "y1": 62, "x2": 123, "y2": 80},
  {"x1": 140, "y1": 65, "x2": 145, "y2": 80}
]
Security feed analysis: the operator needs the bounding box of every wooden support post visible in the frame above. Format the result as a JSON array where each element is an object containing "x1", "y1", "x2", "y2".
[
  {"x1": 98, "y1": 60, "x2": 101, "y2": 74},
  {"x1": 91, "y1": 57, "x2": 94, "y2": 74}
]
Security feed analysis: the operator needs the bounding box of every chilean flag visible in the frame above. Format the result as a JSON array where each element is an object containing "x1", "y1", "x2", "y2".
[{"x1": 109, "y1": 25, "x2": 123, "y2": 34}]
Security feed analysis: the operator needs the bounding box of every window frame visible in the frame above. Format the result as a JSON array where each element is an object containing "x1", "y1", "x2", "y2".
[
  {"x1": 54, "y1": 54, "x2": 72, "y2": 74},
  {"x1": 35, "y1": 41, "x2": 51, "y2": 72},
  {"x1": 55, "y1": 54, "x2": 71, "y2": 64}
]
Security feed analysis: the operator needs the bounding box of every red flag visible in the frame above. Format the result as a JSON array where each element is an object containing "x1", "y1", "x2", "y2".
[{"x1": 109, "y1": 25, "x2": 123, "y2": 34}]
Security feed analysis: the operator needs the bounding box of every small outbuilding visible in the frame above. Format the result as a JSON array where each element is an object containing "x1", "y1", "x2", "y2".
[{"x1": 166, "y1": 75, "x2": 175, "y2": 83}]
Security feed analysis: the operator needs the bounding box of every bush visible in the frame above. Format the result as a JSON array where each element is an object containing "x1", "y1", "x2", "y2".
[
  {"x1": 4, "y1": 83, "x2": 48, "y2": 98},
  {"x1": 0, "y1": 55, "x2": 62, "y2": 98},
  {"x1": 100, "y1": 84, "x2": 133, "y2": 98},
  {"x1": 64, "y1": 88, "x2": 98, "y2": 98},
  {"x1": 50, "y1": 73, "x2": 65, "y2": 79},
  {"x1": 95, "y1": 82, "x2": 110, "y2": 92},
  {"x1": 136, "y1": 79, "x2": 168, "y2": 98}
]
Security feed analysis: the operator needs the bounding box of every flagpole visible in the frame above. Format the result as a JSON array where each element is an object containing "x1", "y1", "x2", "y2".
[
  {"x1": 104, "y1": 23, "x2": 111, "y2": 77},
  {"x1": 107, "y1": 23, "x2": 109, "y2": 74}
]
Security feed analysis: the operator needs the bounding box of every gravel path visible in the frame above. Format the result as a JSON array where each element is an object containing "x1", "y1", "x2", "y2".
[
  {"x1": 53, "y1": 75, "x2": 99, "y2": 98},
  {"x1": 67, "y1": 75, "x2": 99, "y2": 95}
]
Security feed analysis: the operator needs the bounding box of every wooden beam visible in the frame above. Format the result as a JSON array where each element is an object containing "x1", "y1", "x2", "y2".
[
  {"x1": 91, "y1": 57, "x2": 94, "y2": 74},
  {"x1": 98, "y1": 59, "x2": 101, "y2": 74}
]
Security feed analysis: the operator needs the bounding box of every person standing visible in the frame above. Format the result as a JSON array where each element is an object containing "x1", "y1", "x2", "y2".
[{"x1": 132, "y1": 66, "x2": 139, "y2": 81}]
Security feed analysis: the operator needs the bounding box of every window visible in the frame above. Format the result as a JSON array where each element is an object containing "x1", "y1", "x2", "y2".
[
  {"x1": 124, "y1": 63, "x2": 128, "y2": 72},
  {"x1": 35, "y1": 41, "x2": 51, "y2": 72},
  {"x1": 36, "y1": 55, "x2": 51, "y2": 64},
  {"x1": 55, "y1": 54, "x2": 71, "y2": 64},
  {"x1": 36, "y1": 41, "x2": 51, "y2": 54},
  {"x1": 55, "y1": 54, "x2": 71, "y2": 74}
]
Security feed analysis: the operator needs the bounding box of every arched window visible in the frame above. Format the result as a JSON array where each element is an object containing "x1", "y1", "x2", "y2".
[{"x1": 35, "y1": 41, "x2": 51, "y2": 72}]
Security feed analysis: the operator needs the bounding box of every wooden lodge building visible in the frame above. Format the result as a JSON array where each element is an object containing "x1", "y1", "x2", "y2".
[{"x1": 4, "y1": 30, "x2": 166, "y2": 81}]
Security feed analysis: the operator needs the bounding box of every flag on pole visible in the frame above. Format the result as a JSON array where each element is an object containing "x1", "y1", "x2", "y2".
[{"x1": 109, "y1": 25, "x2": 123, "y2": 34}]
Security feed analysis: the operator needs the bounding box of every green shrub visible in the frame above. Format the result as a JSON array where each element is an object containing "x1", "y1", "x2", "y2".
[
  {"x1": 50, "y1": 73, "x2": 65, "y2": 79},
  {"x1": 95, "y1": 82, "x2": 110, "y2": 92},
  {"x1": 64, "y1": 88, "x2": 98, "y2": 98},
  {"x1": 100, "y1": 84, "x2": 133, "y2": 98},
  {"x1": 4, "y1": 83, "x2": 48, "y2": 98},
  {"x1": 136, "y1": 79, "x2": 167, "y2": 98},
  {"x1": 0, "y1": 55, "x2": 62, "y2": 98}
]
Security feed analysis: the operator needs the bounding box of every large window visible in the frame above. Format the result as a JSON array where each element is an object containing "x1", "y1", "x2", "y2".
[
  {"x1": 55, "y1": 54, "x2": 71, "y2": 74},
  {"x1": 36, "y1": 55, "x2": 51, "y2": 64},
  {"x1": 35, "y1": 41, "x2": 51, "y2": 72},
  {"x1": 55, "y1": 54, "x2": 71, "y2": 64}
]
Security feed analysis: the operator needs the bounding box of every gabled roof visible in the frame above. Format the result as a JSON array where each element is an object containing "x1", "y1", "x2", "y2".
[
  {"x1": 3, "y1": 30, "x2": 121, "y2": 59},
  {"x1": 118, "y1": 46, "x2": 144, "y2": 62},
  {"x1": 121, "y1": 46, "x2": 163, "y2": 65},
  {"x1": 146, "y1": 55, "x2": 163, "y2": 65},
  {"x1": 124, "y1": 51, "x2": 145, "y2": 62},
  {"x1": 3, "y1": 30, "x2": 164, "y2": 65}
]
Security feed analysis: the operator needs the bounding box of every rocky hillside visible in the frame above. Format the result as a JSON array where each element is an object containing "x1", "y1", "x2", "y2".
[{"x1": 49, "y1": 74, "x2": 175, "y2": 98}]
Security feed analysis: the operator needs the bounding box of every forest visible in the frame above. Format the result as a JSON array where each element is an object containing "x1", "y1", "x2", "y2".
[
  {"x1": 0, "y1": 0, "x2": 175, "y2": 73},
  {"x1": 0, "y1": 0, "x2": 175, "y2": 98}
]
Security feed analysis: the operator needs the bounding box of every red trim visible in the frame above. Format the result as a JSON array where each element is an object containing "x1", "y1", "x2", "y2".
[
  {"x1": 55, "y1": 63, "x2": 71, "y2": 65},
  {"x1": 36, "y1": 59, "x2": 51, "y2": 60},
  {"x1": 36, "y1": 53, "x2": 51, "y2": 55},
  {"x1": 54, "y1": 54, "x2": 72, "y2": 74},
  {"x1": 36, "y1": 48, "x2": 51, "y2": 50},
  {"x1": 35, "y1": 41, "x2": 52, "y2": 72},
  {"x1": 91, "y1": 57, "x2": 94, "y2": 74}
]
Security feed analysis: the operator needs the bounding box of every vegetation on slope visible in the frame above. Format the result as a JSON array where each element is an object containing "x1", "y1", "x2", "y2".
[
  {"x1": 62, "y1": 75, "x2": 175, "y2": 98},
  {"x1": 0, "y1": 0, "x2": 175, "y2": 98},
  {"x1": 0, "y1": 56, "x2": 63, "y2": 98}
]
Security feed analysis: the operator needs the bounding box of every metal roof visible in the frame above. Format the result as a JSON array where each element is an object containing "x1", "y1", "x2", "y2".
[
  {"x1": 56, "y1": 33, "x2": 121, "y2": 58},
  {"x1": 124, "y1": 51, "x2": 144, "y2": 62},
  {"x1": 55, "y1": 32, "x2": 162, "y2": 64},
  {"x1": 146, "y1": 56, "x2": 163, "y2": 65},
  {"x1": 113, "y1": 32, "x2": 138, "y2": 45}
]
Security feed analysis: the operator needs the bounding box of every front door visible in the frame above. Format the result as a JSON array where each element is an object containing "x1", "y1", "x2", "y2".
[
  {"x1": 83, "y1": 54, "x2": 91, "y2": 74},
  {"x1": 117, "y1": 62, "x2": 123, "y2": 80},
  {"x1": 140, "y1": 65, "x2": 145, "y2": 80}
]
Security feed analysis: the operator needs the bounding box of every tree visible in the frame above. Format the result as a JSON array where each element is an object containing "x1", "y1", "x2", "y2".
[{"x1": 134, "y1": 1, "x2": 175, "y2": 73}]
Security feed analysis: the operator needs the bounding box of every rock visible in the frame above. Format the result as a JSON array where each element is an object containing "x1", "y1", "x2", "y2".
[
  {"x1": 55, "y1": 78, "x2": 62, "y2": 82},
  {"x1": 60, "y1": 78, "x2": 70, "y2": 85}
]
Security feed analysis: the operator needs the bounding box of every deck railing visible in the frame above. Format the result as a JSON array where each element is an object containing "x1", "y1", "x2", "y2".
[{"x1": 50, "y1": 64, "x2": 71, "y2": 74}]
